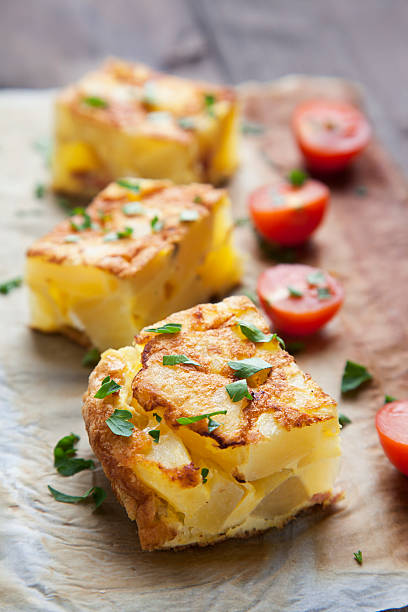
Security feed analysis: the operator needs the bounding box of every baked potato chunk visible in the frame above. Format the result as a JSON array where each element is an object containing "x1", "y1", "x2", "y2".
[
  {"x1": 26, "y1": 179, "x2": 242, "y2": 350},
  {"x1": 52, "y1": 58, "x2": 239, "y2": 196},
  {"x1": 82, "y1": 296, "x2": 341, "y2": 550}
]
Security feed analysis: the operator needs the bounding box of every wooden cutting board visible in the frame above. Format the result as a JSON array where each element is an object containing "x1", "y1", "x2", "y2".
[{"x1": 0, "y1": 78, "x2": 407, "y2": 612}]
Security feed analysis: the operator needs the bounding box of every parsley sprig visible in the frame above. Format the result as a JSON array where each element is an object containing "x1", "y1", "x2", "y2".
[
  {"x1": 341, "y1": 361, "x2": 372, "y2": 393},
  {"x1": 70, "y1": 207, "x2": 92, "y2": 232},
  {"x1": 177, "y1": 410, "x2": 227, "y2": 433},
  {"x1": 228, "y1": 357, "x2": 272, "y2": 379},
  {"x1": 226, "y1": 379, "x2": 252, "y2": 402},
  {"x1": 116, "y1": 178, "x2": 140, "y2": 193},
  {"x1": 106, "y1": 409, "x2": 134, "y2": 437},
  {"x1": 54, "y1": 433, "x2": 95, "y2": 476},
  {"x1": 103, "y1": 227, "x2": 133, "y2": 241},
  {"x1": 201, "y1": 468, "x2": 209, "y2": 484},
  {"x1": 353, "y1": 550, "x2": 363, "y2": 565},
  {"x1": 82, "y1": 348, "x2": 101, "y2": 368},
  {"x1": 0, "y1": 277, "x2": 22, "y2": 295},
  {"x1": 236, "y1": 320, "x2": 285, "y2": 348},
  {"x1": 145, "y1": 322, "x2": 182, "y2": 334},
  {"x1": 48, "y1": 485, "x2": 106, "y2": 508},
  {"x1": 94, "y1": 376, "x2": 122, "y2": 399},
  {"x1": 163, "y1": 354, "x2": 200, "y2": 367},
  {"x1": 82, "y1": 96, "x2": 108, "y2": 109}
]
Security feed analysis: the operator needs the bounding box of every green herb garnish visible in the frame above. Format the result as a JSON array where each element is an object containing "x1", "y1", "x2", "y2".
[
  {"x1": 228, "y1": 357, "x2": 272, "y2": 379},
  {"x1": 201, "y1": 468, "x2": 209, "y2": 484},
  {"x1": 179, "y1": 210, "x2": 199, "y2": 222},
  {"x1": 204, "y1": 93, "x2": 216, "y2": 116},
  {"x1": 145, "y1": 323, "x2": 182, "y2": 334},
  {"x1": 48, "y1": 485, "x2": 106, "y2": 508},
  {"x1": 53, "y1": 433, "x2": 95, "y2": 476},
  {"x1": 122, "y1": 202, "x2": 144, "y2": 216},
  {"x1": 148, "y1": 429, "x2": 160, "y2": 443},
  {"x1": 341, "y1": 361, "x2": 372, "y2": 393},
  {"x1": 64, "y1": 234, "x2": 80, "y2": 243},
  {"x1": 82, "y1": 348, "x2": 100, "y2": 367},
  {"x1": 0, "y1": 277, "x2": 22, "y2": 295},
  {"x1": 153, "y1": 413, "x2": 162, "y2": 423},
  {"x1": 116, "y1": 178, "x2": 140, "y2": 193},
  {"x1": 241, "y1": 121, "x2": 265, "y2": 135},
  {"x1": 35, "y1": 183, "x2": 46, "y2": 198},
  {"x1": 151, "y1": 216, "x2": 163, "y2": 232},
  {"x1": 317, "y1": 287, "x2": 331, "y2": 300},
  {"x1": 353, "y1": 550, "x2": 363, "y2": 565},
  {"x1": 385, "y1": 395, "x2": 397, "y2": 404},
  {"x1": 106, "y1": 409, "x2": 134, "y2": 437},
  {"x1": 236, "y1": 320, "x2": 273, "y2": 343},
  {"x1": 288, "y1": 169, "x2": 307, "y2": 187},
  {"x1": 163, "y1": 354, "x2": 200, "y2": 367},
  {"x1": 178, "y1": 117, "x2": 195, "y2": 130},
  {"x1": 83, "y1": 96, "x2": 108, "y2": 109},
  {"x1": 177, "y1": 410, "x2": 227, "y2": 433},
  {"x1": 70, "y1": 207, "x2": 92, "y2": 232},
  {"x1": 193, "y1": 195, "x2": 202, "y2": 204},
  {"x1": 286, "y1": 340, "x2": 305, "y2": 354},
  {"x1": 94, "y1": 375, "x2": 121, "y2": 399},
  {"x1": 307, "y1": 270, "x2": 326, "y2": 286},
  {"x1": 288, "y1": 286, "x2": 303, "y2": 298},
  {"x1": 56, "y1": 197, "x2": 72, "y2": 213},
  {"x1": 226, "y1": 379, "x2": 252, "y2": 402},
  {"x1": 103, "y1": 227, "x2": 133, "y2": 241},
  {"x1": 338, "y1": 413, "x2": 352, "y2": 427}
]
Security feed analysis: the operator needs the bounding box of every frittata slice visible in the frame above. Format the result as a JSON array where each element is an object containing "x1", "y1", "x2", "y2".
[
  {"x1": 26, "y1": 179, "x2": 241, "y2": 350},
  {"x1": 82, "y1": 296, "x2": 341, "y2": 551},
  {"x1": 52, "y1": 58, "x2": 239, "y2": 197}
]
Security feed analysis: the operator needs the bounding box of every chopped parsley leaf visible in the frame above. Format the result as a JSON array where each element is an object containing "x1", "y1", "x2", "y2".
[
  {"x1": 122, "y1": 202, "x2": 144, "y2": 216},
  {"x1": 353, "y1": 550, "x2": 363, "y2": 565},
  {"x1": 177, "y1": 410, "x2": 227, "y2": 433},
  {"x1": 204, "y1": 93, "x2": 216, "y2": 116},
  {"x1": 385, "y1": 395, "x2": 397, "y2": 404},
  {"x1": 0, "y1": 277, "x2": 22, "y2": 295},
  {"x1": 193, "y1": 195, "x2": 202, "y2": 204},
  {"x1": 307, "y1": 270, "x2": 326, "y2": 286},
  {"x1": 317, "y1": 286, "x2": 332, "y2": 300},
  {"x1": 338, "y1": 413, "x2": 352, "y2": 427},
  {"x1": 287, "y1": 169, "x2": 308, "y2": 187},
  {"x1": 53, "y1": 433, "x2": 95, "y2": 476},
  {"x1": 180, "y1": 210, "x2": 199, "y2": 222},
  {"x1": 151, "y1": 216, "x2": 163, "y2": 232},
  {"x1": 148, "y1": 429, "x2": 160, "y2": 443},
  {"x1": 286, "y1": 340, "x2": 305, "y2": 354},
  {"x1": 163, "y1": 354, "x2": 200, "y2": 367},
  {"x1": 228, "y1": 357, "x2": 272, "y2": 379},
  {"x1": 226, "y1": 379, "x2": 252, "y2": 402},
  {"x1": 116, "y1": 178, "x2": 140, "y2": 193},
  {"x1": 236, "y1": 320, "x2": 273, "y2": 343},
  {"x1": 145, "y1": 322, "x2": 182, "y2": 334},
  {"x1": 48, "y1": 485, "x2": 106, "y2": 508},
  {"x1": 82, "y1": 96, "x2": 108, "y2": 109},
  {"x1": 64, "y1": 234, "x2": 80, "y2": 243},
  {"x1": 201, "y1": 468, "x2": 209, "y2": 484},
  {"x1": 288, "y1": 285, "x2": 303, "y2": 298},
  {"x1": 35, "y1": 183, "x2": 46, "y2": 198},
  {"x1": 106, "y1": 409, "x2": 134, "y2": 437},
  {"x1": 70, "y1": 207, "x2": 92, "y2": 232},
  {"x1": 94, "y1": 375, "x2": 122, "y2": 399},
  {"x1": 103, "y1": 227, "x2": 133, "y2": 242},
  {"x1": 153, "y1": 413, "x2": 162, "y2": 423},
  {"x1": 82, "y1": 348, "x2": 100, "y2": 367},
  {"x1": 341, "y1": 361, "x2": 372, "y2": 393}
]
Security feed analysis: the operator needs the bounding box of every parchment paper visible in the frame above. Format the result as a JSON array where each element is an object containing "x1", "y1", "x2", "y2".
[{"x1": 1, "y1": 78, "x2": 408, "y2": 612}]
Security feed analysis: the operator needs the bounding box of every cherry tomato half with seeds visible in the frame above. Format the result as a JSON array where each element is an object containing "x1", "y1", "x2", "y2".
[
  {"x1": 376, "y1": 400, "x2": 408, "y2": 476},
  {"x1": 249, "y1": 173, "x2": 329, "y2": 246},
  {"x1": 257, "y1": 264, "x2": 344, "y2": 336},
  {"x1": 292, "y1": 100, "x2": 371, "y2": 173}
]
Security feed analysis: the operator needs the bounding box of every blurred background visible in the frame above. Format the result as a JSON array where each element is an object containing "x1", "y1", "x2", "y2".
[{"x1": 1, "y1": 0, "x2": 408, "y2": 170}]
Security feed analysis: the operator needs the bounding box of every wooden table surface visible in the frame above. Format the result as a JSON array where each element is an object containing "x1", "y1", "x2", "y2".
[{"x1": 2, "y1": 0, "x2": 408, "y2": 172}]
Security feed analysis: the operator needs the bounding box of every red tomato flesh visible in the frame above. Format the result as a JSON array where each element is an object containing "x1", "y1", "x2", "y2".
[
  {"x1": 249, "y1": 179, "x2": 329, "y2": 246},
  {"x1": 257, "y1": 264, "x2": 344, "y2": 336},
  {"x1": 376, "y1": 401, "x2": 408, "y2": 476},
  {"x1": 292, "y1": 100, "x2": 371, "y2": 173}
]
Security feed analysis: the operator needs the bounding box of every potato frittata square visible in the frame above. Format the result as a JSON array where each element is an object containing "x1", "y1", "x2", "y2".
[
  {"x1": 82, "y1": 296, "x2": 341, "y2": 551},
  {"x1": 52, "y1": 58, "x2": 239, "y2": 196},
  {"x1": 26, "y1": 178, "x2": 242, "y2": 350}
]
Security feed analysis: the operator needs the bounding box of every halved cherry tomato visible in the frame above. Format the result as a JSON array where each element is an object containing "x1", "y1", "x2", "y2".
[
  {"x1": 376, "y1": 400, "x2": 408, "y2": 476},
  {"x1": 292, "y1": 100, "x2": 371, "y2": 172},
  {"x1": 257, "y1": 264, "x2": 344, "y2": 336},
  {"x1": 249, "y1": 175, "x2": 329, "y2": 246}
]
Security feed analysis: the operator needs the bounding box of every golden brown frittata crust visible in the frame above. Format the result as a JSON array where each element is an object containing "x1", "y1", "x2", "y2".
[{"x1": 27, "y1": 180, "x2": 224, "y2": 279}]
